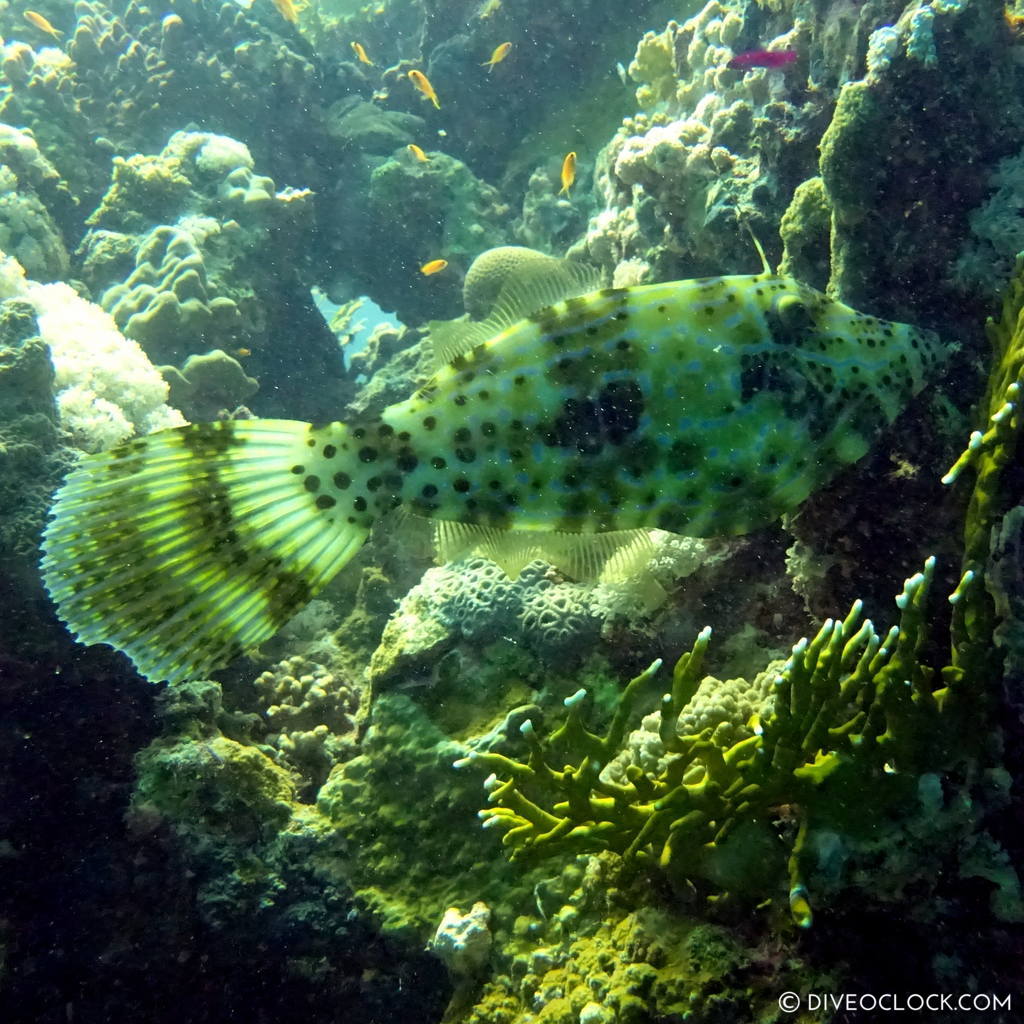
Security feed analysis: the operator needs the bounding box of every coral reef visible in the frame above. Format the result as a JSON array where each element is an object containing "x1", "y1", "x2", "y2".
[
  {"x1": 5, "y1": 0, "x2": 1024, "y2": 1018},
  {"x1": 817, "y1": 0, "x2": 1024, "y2": 324},
  {"x1": 465, "y1": 855, "x2": 814, "y2": 1024},
  {"x1": 0, "y1": 124, "x2": 70, "y2": 281},
  {"x1": 0, "y1": 293, "x2": 73, "y2": 636},
  {"x1": 128, "y1": 678, "x2": 454, "y2": 1022},
  {"x1": 577, "y1": 1, "x2": 828, "y2": 282},
  {"x1": 78, "y1": 129, "x2": 341, "y2": 420},
  {"x1": 359, "y1": 150, "x2": 512, "y2": 324}
]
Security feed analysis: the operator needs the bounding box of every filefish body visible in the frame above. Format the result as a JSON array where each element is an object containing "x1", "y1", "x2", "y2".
[
  {"x1": 371, "y1": 273, "x2": 942, "y2": 536},
  {"x1": 41, "y1": 271, "x2": 943, "y2": 684}
]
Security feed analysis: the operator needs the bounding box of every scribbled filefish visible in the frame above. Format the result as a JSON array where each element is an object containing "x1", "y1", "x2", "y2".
[{"x1": 40, "y1": 259, "x2": 945, "y2": 684}]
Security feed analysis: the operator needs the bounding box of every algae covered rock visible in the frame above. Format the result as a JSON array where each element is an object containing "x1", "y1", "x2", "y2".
[{"x1": 160, "y1": 348, "x2": 257, "y2": 421}]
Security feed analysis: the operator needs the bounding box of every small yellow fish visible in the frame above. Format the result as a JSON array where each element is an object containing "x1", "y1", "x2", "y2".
[
  {"x1": 789, "y1": 885, "x2": 813, "y2": 929},
  {"x1": 408, "y1": 69, "x2": 441, "y2": 110},
  {"x1": 351, "y1": 42, "x2": 373, "y2": 65},
  {"x1": 408, "y1": 144, "x2": 431, "y2": 162},
  {"x1": 481, "y1": 42, "x2": 512, "y2": 71},
  {"x1": 558, "y1": 151, "x2": 577, "y2": 195},
  {"x1": 420, "y1": 258, "x2": 448, "y2": 276},
  {"x1": 272, "y1": 0, "x2": 298, "y2": 24},
  {"x1": 233, "y1": 347, "x2": 252, "y2": 358},
  {"x1": 24, "y1": 10, "x2": 61, "y2": 39}
]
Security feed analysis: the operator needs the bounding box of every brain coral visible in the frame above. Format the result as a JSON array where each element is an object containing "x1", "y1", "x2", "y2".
[
  {"x1": 462, "y1": 245, "x2": 565, "y2": 320},
  {"x1": 368, "y1": 541, "x2": 708, "y2": 687}
]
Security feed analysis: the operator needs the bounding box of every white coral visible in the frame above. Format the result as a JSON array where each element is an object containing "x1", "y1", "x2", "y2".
[{"x1": 0, "y1": 251, "x2": 184, "y2": 451}]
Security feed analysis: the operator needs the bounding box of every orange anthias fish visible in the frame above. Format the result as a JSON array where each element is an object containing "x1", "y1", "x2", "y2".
[
  {"x1": 481, "y1": 41, "x2": 512, "y2": 71},
  {"x1": 420, "y1": 258, "x2": 448, "y2": 276},
  {"x1": 24, "y1": 10, "x2": 61, "y2": 39},
  {"x1": 408, "y1": 69, "x2": 441, "y2": 109},
  {"x1": 558, "y1": 151, "x2": 577, "y2": 195},
  {"x1": 352, "y1": 41, "x2": 374, "y2": 65},
  {"x1": 272, "y1": 0, "x2": 298, "y2": 24},
  {"x1": 408, "y1": 144, "x2": 431, "y2": 162}
]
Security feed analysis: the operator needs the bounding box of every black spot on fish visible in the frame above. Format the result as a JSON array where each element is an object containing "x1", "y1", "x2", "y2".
[
  {"x1": 598, "y1": 379, "x2": 643, "y2": 445},
  {"x1": 334, "y1": 472, "x2": 351, "y2": 489},
  {"x1": 354, "y1": 496, "x2": 367, "y2": 511},
  {"x1": 667, "y1": 438, "x2": 702, "y2": 473},
  {"x1": 182, "y1": 421, "x2": 239, "y2": 456},
  {"x1": 431, "y1": 456, "x2": 447, "y2": 469},
  {"x1": 657, "y1": 507, "x2": 687, "y2": 532},
  {"x1": 454, "y1": 478, "x2": 470, "y2": 493},
  {"x1": 291, "y1": 465, "x2": 304, "y2": 475},
  {"x1": 323, "y1": 444, "x2": 337, "y2": 458},
  {"x1": 423, "y1": 416, "x2": 436, "y2": 430},
  {"x1": 359, "y1": 447, "x2": 378, "y2": 463},
  {"x1": 304, "y1": 475, "x2": 321, "y2": 493},
  {"x1": 316, "y1": 495, "x2": 337, "y2": 510},
  {"x1": 397, "y1": 451, "x2": 419, "y2": 473},
  {"x1": 454, "y1": 427, "x2": 471, "y2": 443}
]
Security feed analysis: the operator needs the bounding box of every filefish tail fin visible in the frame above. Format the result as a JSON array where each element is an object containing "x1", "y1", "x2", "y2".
[{"x1": 40, "y1": 419, "x2": 369, "y2": 684}]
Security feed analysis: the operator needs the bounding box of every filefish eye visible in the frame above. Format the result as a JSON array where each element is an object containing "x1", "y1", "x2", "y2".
[
  {"x1": 769, "y1": 293, "x2": 815, "y2": 343},
  {"x1": 774, "y1": 294, "x2": 811, "y2": 327}
]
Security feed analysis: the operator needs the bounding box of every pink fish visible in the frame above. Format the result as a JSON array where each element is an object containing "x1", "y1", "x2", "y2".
[{"x1": 727, "y1": 49, "x2": 798, "y2": 71}]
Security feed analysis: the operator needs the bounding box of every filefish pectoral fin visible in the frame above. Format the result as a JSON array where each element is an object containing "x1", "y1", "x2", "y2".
[{"x1": 40, "y1": 419, "x2": 370, "y2": 684}]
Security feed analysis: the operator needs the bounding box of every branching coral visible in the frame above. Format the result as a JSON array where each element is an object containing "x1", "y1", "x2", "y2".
[
  {"x1": 457, "y1": 557, "x2": 984, "y2": 924},
  {"x1": 943, "y1": 252, "x2": 1024, "y2": 678}
]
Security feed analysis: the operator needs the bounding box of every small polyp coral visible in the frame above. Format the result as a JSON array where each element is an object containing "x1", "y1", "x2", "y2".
[
  {"x1": 77, "y1": 129, "x2": 339, "y2": 419},
  {"x1": 254, "y1": 654, "x2": 360, "y2": 787},
  {"x1": 99, "y1": 224, "x2": 244, "y2": 365}
]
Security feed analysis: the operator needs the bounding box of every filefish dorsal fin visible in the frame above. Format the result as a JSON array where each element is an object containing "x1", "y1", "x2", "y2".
[{"x1": 426, "y1": 257, "x2": 603, "y2": 368}]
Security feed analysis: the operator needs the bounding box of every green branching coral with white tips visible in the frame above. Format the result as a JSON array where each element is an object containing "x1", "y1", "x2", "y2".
[
  {"x1": 943, "y1": 253, "x2": 1024, "y2": 679},
  {"x1": 457, "y1": 559, "x2": 979, "y2": 925}
]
